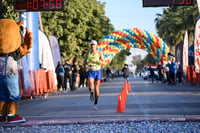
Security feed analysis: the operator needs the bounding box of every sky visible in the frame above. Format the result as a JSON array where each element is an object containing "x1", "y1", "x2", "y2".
[{"x1": 98, "y1": 0, "x2": 165, "y2": 63}]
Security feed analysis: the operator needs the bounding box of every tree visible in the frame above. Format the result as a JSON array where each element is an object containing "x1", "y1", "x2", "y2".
[
  {"x1": 109, "y1": 49, "x2": 129, "y2": 70},
  {"x1": 41, "y1": 0, "x2": 114, "y2": 63},
  {"x1": 2, "y1": 0, "x2": 114, "y2": 65},
  {"x1": 155, "y1": 3, "x2": 198, "y2": 52},
  {"x1": 142, "y1": 53, "x2": 156, "y2": 65},
  {"x1": 2, "y1": 0, "x2": 19, "y2": 20},
  {"x1": 1, "y1": 0, "x2": 125, "y2": 68},
  {"x1": 132, "y1": 55, "x2": 143, "y2": 71}
]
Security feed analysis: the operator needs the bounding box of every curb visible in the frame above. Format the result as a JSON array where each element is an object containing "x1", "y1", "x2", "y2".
[{"x1": 1, "y1": 115, "x2": 200, "y2": 127}]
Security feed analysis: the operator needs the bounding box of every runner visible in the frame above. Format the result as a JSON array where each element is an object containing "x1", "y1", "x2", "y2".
[{"x1": 84, "y1": 40, "x2": 105, "y2": 110}]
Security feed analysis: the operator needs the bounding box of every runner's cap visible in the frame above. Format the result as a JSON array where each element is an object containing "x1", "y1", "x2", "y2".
[{"x1": 90, "y1": 40, "x2": 98, "y2": 45}]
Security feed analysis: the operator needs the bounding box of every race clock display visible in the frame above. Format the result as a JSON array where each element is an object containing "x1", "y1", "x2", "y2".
[
  {"x1": 15, "y1": 0, "x2": 64, "y2": 12},
  {"x1": 143, "y1": 0, "x2": 194, "y2": 7}
]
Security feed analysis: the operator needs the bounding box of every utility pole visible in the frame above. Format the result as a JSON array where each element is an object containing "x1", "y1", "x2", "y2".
[{"x1": 0, "y1": 0, "x2": 2, "y2": 18}]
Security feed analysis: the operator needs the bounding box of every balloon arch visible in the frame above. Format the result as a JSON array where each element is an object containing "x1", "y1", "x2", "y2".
[{"x1": 98, "y1": 28, "x2": 169, "y2": 64}]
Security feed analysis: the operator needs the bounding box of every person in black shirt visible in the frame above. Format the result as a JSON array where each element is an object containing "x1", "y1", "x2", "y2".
[
  {"x1": 106, "y1": 67, "x2": 111, "y2": 82},
  {"x1": 79, "y1": 65, "x2": 87, "y2": 88},
  {"x1": 122, "y1": 63, "x2": 129, "y2": 82},
  {"x1": 63, "y1": 59, "x2": 72, "y2": 92},
  {"x1": 177, "y1": 60, "x2": 183, "y2": 84},
  {"x1": 149, "y1": 66, "x2": 155, "y2": 83},
  {"x1": 71, "y1": 57, "x2": 79, "y2": 91}
]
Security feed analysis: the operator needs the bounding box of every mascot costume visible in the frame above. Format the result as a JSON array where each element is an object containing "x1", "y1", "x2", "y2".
[{"x1": 0, "y1": 19, "x2": 32, "y2": 123}]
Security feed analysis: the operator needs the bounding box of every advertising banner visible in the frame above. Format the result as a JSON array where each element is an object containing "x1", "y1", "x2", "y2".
[
  {"x1": 183, "y1": 30, "x2": 188, "y2": 73},
  {"x1": 49, "y1": 35, "x2": 61, "y2": 67},
  {"x1": 194, "y1": 19, "x2": 200, "y2": 73},
  {"x1": 39, "y1": 30, "x2": 55, "y2": 71}
]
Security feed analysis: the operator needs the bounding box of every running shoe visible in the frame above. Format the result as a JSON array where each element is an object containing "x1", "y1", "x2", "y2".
[{"x1": 93, "y1": 104, "x2": 98, "y2": 110}]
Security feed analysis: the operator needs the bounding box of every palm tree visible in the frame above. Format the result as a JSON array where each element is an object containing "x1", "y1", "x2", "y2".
[
  {"x1": 155, "y1": 2, "x2": 198, "y2": 52},
  {"x1": 155, "y1": 7, "x2": 179, "y2": 52}
]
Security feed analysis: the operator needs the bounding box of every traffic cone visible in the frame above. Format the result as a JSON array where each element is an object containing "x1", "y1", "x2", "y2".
[
  {"x1": 121, "y1": 87, "x2": 127, "y2": 110},
  {"x1": 116, "y1": 94, "x2": 124, "y2": 113},
  {"x1": 123, "y1": 81, "x2": 128, "y2": 96},
  {"x1": 122, "y1": 92, "x2": 126, "y2": 111},
  {"x1": 122, "y1": 85, "x2": 128, "y2": 97}
]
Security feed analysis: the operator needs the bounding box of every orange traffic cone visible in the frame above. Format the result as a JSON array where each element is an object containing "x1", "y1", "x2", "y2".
[
  {"x1": 116, "y1": 94, "x2": 124, "y2": 113},
  {"x1": 123, "y1": 81, "x2": 129, "y2": 96},
  {"x1": 122, "y1": 85, "x2": 128, "y2": 97},
  {"x1": 121, "y1": 88, "x2": 127, "y2": 110}
]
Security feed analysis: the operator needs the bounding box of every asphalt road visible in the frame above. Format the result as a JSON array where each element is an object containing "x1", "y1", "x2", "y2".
[{"x1": 17, "y1": 74, "x2": 200, "y2": 123}]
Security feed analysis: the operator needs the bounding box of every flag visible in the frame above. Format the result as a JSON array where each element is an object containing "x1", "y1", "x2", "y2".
[
  {"x1": 183, "y1": 30, "x2": 188, "y2": 73},
  {"x1": 194, "y1": 19, "x2": 200, "y2": 73},
  {"x1": 49, "y1": 35, "x2": 61, "y2": 67},
  {"x1": 39, "y1": 30, "x2": 55, "y2": 71}
]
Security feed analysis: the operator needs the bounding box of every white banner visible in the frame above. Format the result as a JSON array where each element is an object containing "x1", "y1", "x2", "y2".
[
  {"x1": 183, "y1": 30, "x2": 188, "y2": 73},
  {"x1": 194, "y1": 19, "x2": 200, "y2": 73},
  {"x1": 49, "y1": 35, "x2": 61, "y2": 68},
  {"x1": 39, "y1": 30, "x2": 55, "y2": 71}
]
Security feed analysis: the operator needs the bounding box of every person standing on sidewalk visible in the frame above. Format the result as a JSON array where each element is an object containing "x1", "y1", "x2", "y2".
[
  {"x1": 55, "y1": 62, "x2": 65, "y2": 92},
  {"x1": 177, "y1": 60, "x2": 183, "y2": 85},
  {"x1": 169, "y1": 58, "x2": 177, "y2": 85},
  {"x1": 84, "y1": 40, "x2": 105, "y2": 110},
  {"x1": 79, "y1": 65, "x2": 87, "y2": 88},
  {"x1": 149, "y1": 66, "x2": 155, "y2": 83},
  {"x1": 63, "y1": 59, "x2": 73, "y2": 92},
  {"x1": 71, "y1": 57, "x2": 79, "y2": 91},
  {"x1": 106, "y1": 67, "x2": 111, "y2": 82}
]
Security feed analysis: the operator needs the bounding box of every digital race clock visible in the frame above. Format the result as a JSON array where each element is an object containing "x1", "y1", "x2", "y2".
[
  {"x1": 15, "y1": 0, "x2": 64, "y2": 12},
  {"x1": 143, "y1": 0, "x2": 194, "y2": 7}
]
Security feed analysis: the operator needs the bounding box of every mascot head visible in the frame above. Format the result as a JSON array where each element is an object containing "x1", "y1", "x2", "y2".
[{"x1": 0, "y1": 19, "x2": 23, "y2": 54}]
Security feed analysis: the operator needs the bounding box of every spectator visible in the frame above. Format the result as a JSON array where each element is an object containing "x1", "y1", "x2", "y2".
[
  {"x1": 177, "y1": 60, "x2": 183, "y2": 85},
  {"x1": 169, "y1": 58, "x2": 177, "y2": 85},
  {"x1": 79, "y1": 65, "x2": 87, "y2": 88},
  {"x1": 162, "y1": 61, "x2": 167, "y2": 84},
  {"x1": 71, "y1": 57, "x2": 79, "y2": 91},
  {"x1": 149, "y1": 66, "x2": 155, "y2": 83},
  {"x1": 106, "y1": 67, "x2": 111, "y2": 82},
  {"x1": 157, "y1": 62, "x2": 163, "y2": 83},
  {"x1": 63, "y1": 59, "x2": 72, "y2": 92},
  {"x1": 122, "y1": 63, "x2": 129, "y2": 82},
  {"x1": 111, "y1": 67, "x2": 116, "y2": 80},
  {"x1": 166, "y1": 60, "x2": 171, "y2": 84},
  {"x1": 55, "y1": 62, "x2": 65, "y2": 91}
]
